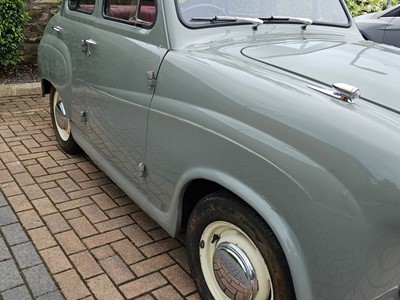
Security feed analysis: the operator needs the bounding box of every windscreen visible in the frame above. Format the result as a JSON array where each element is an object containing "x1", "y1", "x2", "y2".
[{"x1": 176, "y1": 0, "x2": 350, "y2": 27}]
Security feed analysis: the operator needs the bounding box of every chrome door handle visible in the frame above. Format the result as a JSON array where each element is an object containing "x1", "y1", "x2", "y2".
[
  {"x1": 52, "y1": 25, "x2": 63, "y2": 32},
  {"x1": 82, "y1": 39, "x2": 97, "y2": 56},
  {"x1": 84, "y1": 39, "x2": 97, "y2": 45}
]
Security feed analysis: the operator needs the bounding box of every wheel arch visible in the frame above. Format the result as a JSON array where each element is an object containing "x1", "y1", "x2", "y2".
[{"x1": 176, "y1": 170, "x2": 314, "y2": 299}]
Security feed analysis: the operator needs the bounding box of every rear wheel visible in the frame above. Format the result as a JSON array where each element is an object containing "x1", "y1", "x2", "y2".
[
  {"x1": 186, "y1": 190, "x2": 296, "y2": 300},
  {"x1": 50, "y1": 87, "x2": 81, "y2": 154}
]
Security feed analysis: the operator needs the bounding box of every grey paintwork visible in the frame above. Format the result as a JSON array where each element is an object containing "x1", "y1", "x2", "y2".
[
  {"x1": 356, "y1": 4, "x2": 400, "y2": 47},
  {"x1": 38, "y1": 1, "x2": 400, "y2": 299}
]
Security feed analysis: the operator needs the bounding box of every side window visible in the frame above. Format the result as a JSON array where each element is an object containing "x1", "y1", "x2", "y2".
[
  {"x1": 104, "y1": 0, "x2": 156, "y2": 27},
  {"x1": 69, "y1": 0, "x2": 96, "y2": 14}
]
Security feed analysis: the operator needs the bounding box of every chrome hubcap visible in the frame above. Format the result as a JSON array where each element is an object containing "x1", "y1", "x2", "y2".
[
  {"x1": 213, "y1": 242, "x2": 258, "y2": 300},
  {"x1": 53, "y1": 90, "x2": 71, "y2": 142},
  {"x1": 200, "y1": 221, "x2": 273, "y2": 300}
]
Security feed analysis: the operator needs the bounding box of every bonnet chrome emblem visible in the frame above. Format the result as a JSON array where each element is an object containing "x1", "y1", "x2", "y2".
[{"x1": 308, "y1": 83, "x2": 360, "y2": 104}]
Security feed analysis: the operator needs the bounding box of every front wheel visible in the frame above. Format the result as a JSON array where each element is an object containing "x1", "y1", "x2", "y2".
[
  {"x1": 186, "y1": 190, "x2": 296, "y2": 300},
  {"x1": 50, "y1": 87, "x2": 81, "y2": 154}
]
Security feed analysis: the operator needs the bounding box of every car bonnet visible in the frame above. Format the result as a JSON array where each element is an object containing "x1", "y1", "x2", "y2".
[{"x1": 242, "y1": 39, "x2": 400, "y2": 113}]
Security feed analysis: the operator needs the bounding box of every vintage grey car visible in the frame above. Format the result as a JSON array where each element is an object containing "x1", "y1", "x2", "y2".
[{"x1": 38, "y1": 0, "x2": 400, "y2": 299}]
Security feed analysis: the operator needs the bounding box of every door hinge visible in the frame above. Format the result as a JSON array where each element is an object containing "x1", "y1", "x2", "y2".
[{"x1": 147, "y1": 71, "x2": 157, "y2": 88}]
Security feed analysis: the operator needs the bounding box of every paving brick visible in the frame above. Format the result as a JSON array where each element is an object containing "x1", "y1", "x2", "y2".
[
  {"x1": 101, "y1": 183, "x2": 125, "y2": 198},
  {"x1": 14, "y1": 172, "x2": 35, "y2": 186},
  {"x1": 95, "y1": 216, "x2": 134, "y2": 233},
  {"x1": 1, "y1": 223, "x2": 29, "y2": 246},
  {"x1": 22, "y1": 184, "x2": 46, "y2": 200},
  {"x1": 0, "y1": 206, "x2": 18, "y2": 226},
  {"x1": 11, "y1": 241, "x2": 42, "y2": 269},
  {"x1": 62, "y1": 209, "x2": 83, "y2": 220},
  {"x1": 83, "y1": 230, "x2": 125, "y2": 249},
  {"x1": 0, "y1": 259, "x2": 24, "y2": 292},
  {"x1": 54, "y1": 269, "x2": 90, "y2": 300},
  {"x1": 56, "y1": 197, "x2": 93, "y2": 212},
  {"x1": 80, "y1": 204, "x2": 108, "y2": 223},
  {"x1": 68, "y1": 187, "x2": 102, "y2": 200},
  {"x1": 5, "y1": 161, "x2": 26, "y2": 174},
  {"x1": 114, "y1": 195, "x2": 132, "y2": 206},
  {"x1": 120, "y1": 273, "x2": 167, "y2": 299},
  {"x1": 0, "y1": 151, "x2": 18, "y2": 163},
  {"x1": 80, "y1": 178, "x2": 112, "y2": 191},
  {"x1": 87, "y1": 274, "x2": 123, "y2": 300},
  {"x1": 22, "y1": 138, "x2": 40, "y2": 149},
  {"x1": 111, "y1": 239, "x2": 144, "y2": 265},
  {"x1": 90, "y1": 245, "x2": 115, "y2": 260},
  {"x1": 36, "y1": 290, "x2": 64, "y2": 300},
  {"x1": 0, "y1": 169, "x2": 13, "y2": 183},
  {"x1": 67, "y1": 169, "x2": 90, "y2": 182},
  {"x1": 24, "y1": 264, "x2": 58, "y2": 297},
  {"x1": 148, "y1": 228, "x2": 170, "y2": 241},
  {"x1": 7, "y1": 194, "x2": 33, "y2": 212},
  {"x1": 12, "y1": 145, "x2": 30, "y2": 155},
  {"x1": 48, "y1": 150, "x2": 68, "y2": 161},
  {"x1": 169, "y1": 247, "x2": 191, "y2": 274},
  {"x1": 43, "y1": 213, "x2": 71, "y2": 234},
  {"x1": 131, "y1": 253, "x2": 174, "y2": 277},
  {"x1": 35, "y1": 173, "x2": 68, "y2": 183},
  {"x1": 57, "y1": 178, "x2": 80, "y2": 193},
  {"x1": 186, "y1": 293, "x2": 201, "y2": 300},
  {"x1": 40, "y1": 246, "x2": 72, "y2": 274},
  {"x1": 1, "y1": 285, "x2": 32, "y2": 300},
  {"x1": 32, "y1": 197, "x2": 58, "y2": 215},
  {"x1": 106, "y1": 203, "x2": 140, "y2": 218},
  {"x1": 69, "y1": 216, "x2": 98, "y2": 238},
  {"x1": 0, "y1": 237, "x2": 12, "y2": 261},
  {"x1": 47, "y1": 164, "x2": 78, "y2": 175},
  {"x1": 55, "y1": 230, "x2": 86, "y2": 254},
  {"x1": 28, "y1": 226, "x2": 57, "y2": 250},
  {"x1": 161, "y1": 265, "x2": 196, "y2": 296},
  {"x1": 152, "y1": 285, "x2": 184, "y2": 300},
  {"x1": 1, "y1": 181, "x2": 22, "y2": 197},
  {"x1": 18, "y1": 152, "x2": 47, "y2": 162},
  {"x1": 131, "y1": 211, "x2": 159, "y2": 231},
  {"x1": 99, "y1": 255, "x2": 135, "y2": 284},
  {"x1": 26, "y1": 164, "x2": 47, "y2": 177},
  {"x1": 90, "y1": 193, "x2": 117, "y2": 210},
  {"x1": 38, "y1": 181, "x2": 58, "y2": 190},
  {"x1": 0, "y1": 192, "x2": 7, "y2": 207},
  {"x1": 45, "y1": 187, "x2": 70, "y2": 203},
  {"x1": 17, "y1": 209, "x2": 44, "y2": 229},
  {"x1": 70, "y1": 250, "x2": 103, "y2": 279},
  {"x1": 140, "y1": 238, "x2": 182, "y2": 258},
  {"x1": 122, "y1": 224, "x2": 153, "y2": 247}
]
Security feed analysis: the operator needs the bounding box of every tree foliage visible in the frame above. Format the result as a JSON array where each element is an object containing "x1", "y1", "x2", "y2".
[
  {"x1": 345, "y1": 0, "x2": 399, "y2": 16},
  {"x1": 0, "y1": 0, "x2": 30, "y2": 68}
]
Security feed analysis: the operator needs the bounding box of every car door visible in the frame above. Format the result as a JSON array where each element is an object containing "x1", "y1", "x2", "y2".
[
  {"x1": 83, "y1": 0, "x2": 168, "y2": 187},
  {"x1": 383, "y1": 7, "x2": 400, "y2": 48},
  {"x1": 56, "y1": 0, "x2": 97, "y2": 131}
]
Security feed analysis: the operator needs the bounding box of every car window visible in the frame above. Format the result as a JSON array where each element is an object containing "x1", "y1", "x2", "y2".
[
  {"x1": 103, "y1": 0, "x2": 156, "y2": 27},
  {"x1": 383, "y1": 6, "x2": 400, "y2": 18},
  {"x1": 176, "y1": 0, "x2": 350, "y2": 28},
  {"x1": 68, "y1": 0, "x2": 96, "y2": 14}
]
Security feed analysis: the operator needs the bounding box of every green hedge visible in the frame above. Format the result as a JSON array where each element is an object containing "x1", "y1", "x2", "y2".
[
  {"x1": 345, "y1": 0, "x2": 399, "y2": 16},
  {"x1": 0, "y1": 0, "x2": 30, "y2": 68}
]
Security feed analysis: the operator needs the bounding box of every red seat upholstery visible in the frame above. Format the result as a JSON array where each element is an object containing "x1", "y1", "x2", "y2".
[
  {"x1": 108, "y1": 5, "x2": 156, "y2": 24},
  {"x1": 138, "y1": 6, "x2": 156, "y2": 23}
]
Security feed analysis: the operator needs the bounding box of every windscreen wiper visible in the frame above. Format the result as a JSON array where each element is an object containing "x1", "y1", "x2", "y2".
[
  {"x1": 191, "y1": 16, "x2": 264, "y2": 27},
  {"x1": 259, "y1": 16, "x2": 313, "y2": 30}
]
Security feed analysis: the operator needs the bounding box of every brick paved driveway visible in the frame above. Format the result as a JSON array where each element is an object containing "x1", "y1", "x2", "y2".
[{"x1": 0, "y1": 94, "x2": 199, "y2": 299}]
